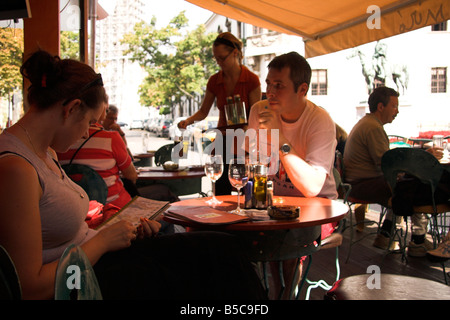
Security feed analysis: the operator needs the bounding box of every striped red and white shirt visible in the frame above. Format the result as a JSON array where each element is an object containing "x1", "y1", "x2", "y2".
[{"x1": 57, "y1": 125, "x2": 133, "y2": 208}]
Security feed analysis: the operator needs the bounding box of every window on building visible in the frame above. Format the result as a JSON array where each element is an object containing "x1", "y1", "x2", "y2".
[
  {"x1": 311, "y1": 69, "x2": 328, "y2": 95},
  {"x1": 252, "y1": 26, "x2": 264, "y2": 35},
  {"x1": 431, "y1": 67, "x2": 447, "y2": 93},
  {"x1": 431, "y1": 21, "x2": 447, "y2": 31}
]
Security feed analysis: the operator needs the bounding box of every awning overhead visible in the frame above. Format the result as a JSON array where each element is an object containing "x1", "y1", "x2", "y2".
[{"x1": 186, "y1": 0, "x2": 450, "y2": 57}]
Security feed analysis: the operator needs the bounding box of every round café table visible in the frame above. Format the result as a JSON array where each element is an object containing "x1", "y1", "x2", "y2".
[
  {"x1": 165, "y1": 195, "x2": 348, "y2": 231},
  {"x1": 136, "y1": 166, "x2": 205, "y2": 197},
  {"x1": 164, "y1": 195, "x2": 349, "y2": 299},
  {"x1": 326, "y1": 273, "x2": 450, "y2": 300},
  {"x1": 137, "y1": 166, "x2": 205, "y2": 181},
  {"x1": 133, "y1": 152, "x2": 155, "y2": 167}
]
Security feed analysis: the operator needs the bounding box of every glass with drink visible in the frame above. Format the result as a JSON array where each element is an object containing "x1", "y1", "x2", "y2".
[
  {"x1": 204, "y1": 155, "x2": 224, "y2": 205},
  {"x1": 228, "y1": 157, "x2": 249, "y2": 215}
]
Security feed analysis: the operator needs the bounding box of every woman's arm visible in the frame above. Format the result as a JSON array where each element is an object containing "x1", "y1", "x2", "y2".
[
  {"x1": 280, "y1": 151, "x2": 327, "y2": 197},
  {"x1": 112, "y1": 132, "x2": 138, "y2": 183},
  {"x1": 0, "y1": 156, "x2": 60, "y2": 299},
  {"x1": 0, "y1": 156, "x2": 138, "y2": 299},
  {"x1": 178, "y1": 89, "x2": 216, "y2": 129}
]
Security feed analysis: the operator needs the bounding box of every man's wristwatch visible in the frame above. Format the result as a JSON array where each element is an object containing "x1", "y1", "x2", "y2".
[{"x1": 280, "y1": 143, "x2": 291, "y2": 155}]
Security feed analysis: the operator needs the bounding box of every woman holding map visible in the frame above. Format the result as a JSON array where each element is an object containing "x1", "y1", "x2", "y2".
[{"x1": 0, "y1": 50, "x2": 266, "y2": 300}]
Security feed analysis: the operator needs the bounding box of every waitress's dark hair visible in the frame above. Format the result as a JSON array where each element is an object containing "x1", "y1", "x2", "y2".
[
  {"x1": 20, "y1": 50, "x2": 106, "y2": 111},
  {"x1": 213, "y1": 32, "x2": 243, "y2": 62}
]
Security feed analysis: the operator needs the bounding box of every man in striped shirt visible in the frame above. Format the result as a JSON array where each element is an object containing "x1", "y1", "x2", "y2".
[{"x1": 58, "y1": 103, "x2": 138, "y2": 209}]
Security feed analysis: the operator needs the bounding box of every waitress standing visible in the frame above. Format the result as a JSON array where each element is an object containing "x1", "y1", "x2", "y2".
[{"x1": 178, "y1": 32, "x2": 261, "y2": 195}]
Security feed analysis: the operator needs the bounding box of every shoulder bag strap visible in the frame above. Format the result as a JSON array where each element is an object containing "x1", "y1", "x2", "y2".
[{"x1": 69, "y1": 128, "x2": 104, "y2": 165}]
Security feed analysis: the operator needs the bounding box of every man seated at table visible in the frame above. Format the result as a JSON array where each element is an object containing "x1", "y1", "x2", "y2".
[
  {"x1": 246, "y1": 52, "x2": 338, "y2": 299},
  {"x1": 344, "y1": 86, "x2": 442, "y2": 256},
  {"x1": 58, "y1": 99, "x2": 178, "y2": 232},
  {"x1": 101, "y1": 103, "x2": 133, "y2": 159},
  {"x1": 57, "y1": 100, "x2": 138, "y2": 211},
  {"x1": 102, "y1": 104, "x2": 126, "y2": 141}
]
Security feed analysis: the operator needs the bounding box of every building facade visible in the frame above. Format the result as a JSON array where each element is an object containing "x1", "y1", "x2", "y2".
[
  {"x1": 204, "y1": 14, "x2": 450, "y2": 138},
  {"x1": 95, "y1": 0, "x2": 149, "y2": 125}
]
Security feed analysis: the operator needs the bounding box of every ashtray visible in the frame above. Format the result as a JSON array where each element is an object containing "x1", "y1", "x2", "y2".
[
  {"x1": 267, "y1": 205, "x2": 300, "y2": 220},
  {"x1": 163, "y1": 161, "x2": 179, "y2": 171}
]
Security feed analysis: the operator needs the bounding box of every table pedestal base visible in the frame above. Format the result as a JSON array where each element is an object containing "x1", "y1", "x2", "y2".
[{"x1": 230, "y1": 226, "x2": 322, "y2": 299}]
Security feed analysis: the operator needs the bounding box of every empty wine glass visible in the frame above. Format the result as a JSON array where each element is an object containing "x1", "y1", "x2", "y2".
[
  {"x1": 204, "y1": 155, "x2": 224, "y2": 205},
  {"x1": 228, "y1": 158, "x2": 249, "y2": 215}
]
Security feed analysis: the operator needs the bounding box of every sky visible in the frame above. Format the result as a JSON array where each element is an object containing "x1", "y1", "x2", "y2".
[
  {"x1": 98, "y1": 0, "x2": 213, "y2": 29},
  {"x1": 146, "y1": 0, "x2": 212, "y2": 28}
]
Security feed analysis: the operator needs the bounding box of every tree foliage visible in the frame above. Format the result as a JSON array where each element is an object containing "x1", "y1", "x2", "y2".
[
  {"x1": 60, "y1": 31, "x2": 80, "y2": 60},
  {"x1": 0, "y1": 28, "x2": 23, "y2": 98},
  {"x1": 121, "y1": 11, "x2": 218, "y2": 109}
]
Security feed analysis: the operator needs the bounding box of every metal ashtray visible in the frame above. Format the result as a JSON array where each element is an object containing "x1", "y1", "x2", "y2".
[
  {"x1": 267, "y1": 205, "x2": 300, "y2": 220},
  {"x1": 163, "y1": 161, "x2": 179, "y2": 171}
]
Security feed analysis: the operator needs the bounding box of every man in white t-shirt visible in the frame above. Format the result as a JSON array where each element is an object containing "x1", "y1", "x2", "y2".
[
  {"x1": 246, "y1": 52, "x2": 337, "y2": 299},
  {"x1": 247, "y1": 52, "x2": 337, "y2": 200}
]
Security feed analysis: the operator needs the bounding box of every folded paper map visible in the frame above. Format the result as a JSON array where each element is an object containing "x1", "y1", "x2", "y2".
[
  {"x1": 165, "y1": 205, "x2": 250, "y2": 225},
  {"x1": 96, "y1": 196, "x2": 170, "y2": 230}
]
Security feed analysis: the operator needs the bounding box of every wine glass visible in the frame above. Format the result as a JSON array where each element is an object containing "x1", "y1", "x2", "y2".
[
  {"x1": 228, "y1": 158, "x2": 249, "y2": 215},
  {"x1": 204, "y1": 155, "x2": 224, "y2": 205}
]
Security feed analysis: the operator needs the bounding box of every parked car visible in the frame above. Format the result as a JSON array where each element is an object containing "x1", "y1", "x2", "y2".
[
  {"x1": 156, "y1": 119, "x2": 173, "y2": 138},
  {"x1": 143, "y1": 119, "x2": 152, "y2": 131},
  {"x1": 168, "y1": 117, "x2": 194, "y2": 141},
  {"x1": 149, "y1": 119, "x2": 162, "y2": 133},
  {"x1": 130, "y1": 120, "x2": 144, "y2": 130}
]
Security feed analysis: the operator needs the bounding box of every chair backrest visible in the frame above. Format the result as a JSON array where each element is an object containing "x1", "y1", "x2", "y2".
[
  {"x1": 334, "y1": 150, "x2": 346, "y2": 182},
  {"x1": 54, "y1": 244, "x2": 102, "y2": 300},
  {"x1": 333, "y1": 167, "x2": 351, "y2": 203},
  {"x1": 0, "y1": 245, "x2": 21, "y2": 300},
  {"x1": 62, "y1": 163, "x2": 108, "y2": 205},
  {"x1": 381, "y1": 148, "x2": 443, "y2": 210},
  {"x1": 154, "y1": 144, "x2": 175, "y2": 166}
]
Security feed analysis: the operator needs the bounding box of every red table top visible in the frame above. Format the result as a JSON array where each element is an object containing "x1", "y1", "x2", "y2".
[
  {"x1": 164, "y1": 195, "x2": 348, "y2": 231},
  {"x1": 137, "y1": 166, "x2": 205, "y2": 180}
]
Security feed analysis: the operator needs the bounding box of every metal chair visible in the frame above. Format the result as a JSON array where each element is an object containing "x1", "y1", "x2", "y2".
[
  {"x1": 0, "y1": 245, "x2": 21, "y2": 300},
  {"x1": 302, "y1": 220, "x2": 345, "y2": 300},
  {"x1": 154, "y1": 143, "x2": 175, "y2": 166},
  {"x1": 300, "y1": 167, "x2": 350, "y2": 299},
  {"x1": 55, "y1": 244, "x2": 103, "y2": 300},
  {"x1": 235, "y1": 225, "x2": 322, "y2": 300},
  {"x1": 381, "y1": 148, "x2": 450, "y2": 282},
  {"x1": 335, "y1": 150, "x2": 387, "y2": 262}
]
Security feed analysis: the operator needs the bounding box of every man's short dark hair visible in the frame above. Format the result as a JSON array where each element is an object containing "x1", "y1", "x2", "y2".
[
  {"x1": 268, "y1": 52, "x2": 311, "y2": 93},
  {"x1": 368, "y1": 86, "x2": 399, "y2": 113},
  {"x1": 107, "y1": 104, "x2": 118, "y2": 114}
]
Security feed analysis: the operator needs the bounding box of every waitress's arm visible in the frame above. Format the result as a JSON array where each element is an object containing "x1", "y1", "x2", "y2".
[{"x1": 178, "y1": 90, "x2": 215, "y2": 129}]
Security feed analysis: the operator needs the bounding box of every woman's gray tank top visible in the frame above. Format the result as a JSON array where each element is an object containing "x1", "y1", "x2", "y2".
[{"x1": 0, "y1": 131, "x2": 97, "y2": 264}]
